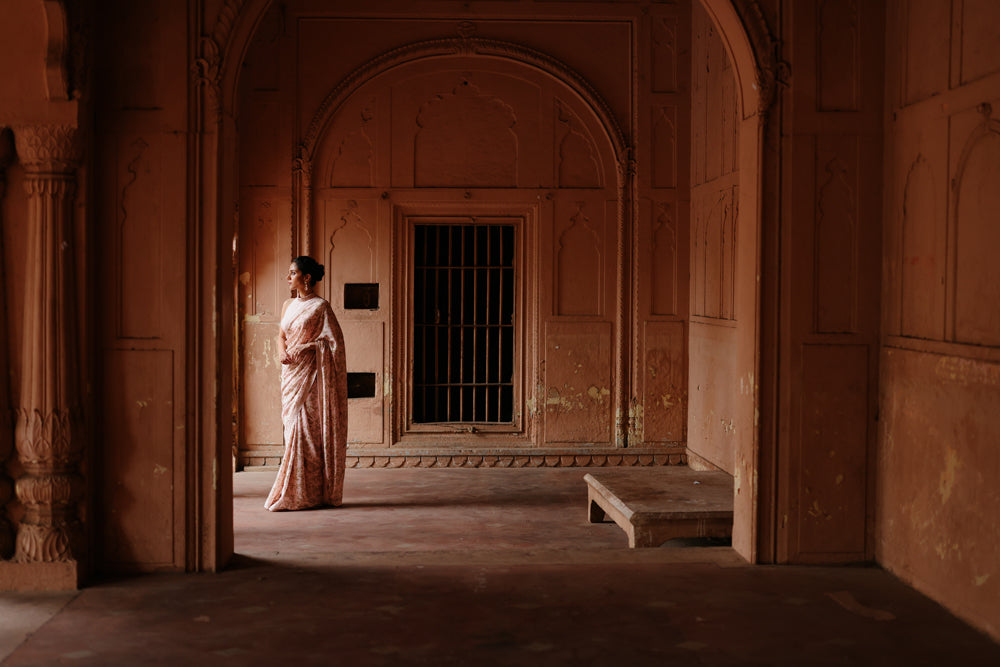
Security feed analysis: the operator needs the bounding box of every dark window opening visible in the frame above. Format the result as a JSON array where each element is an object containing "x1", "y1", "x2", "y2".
[
  {"x1": 412, "y1": 223, "x2": 515, "y2": 423},
  {"x1": 344, "y1": 283, "x2": 379, "y2": 310},
  {"x1": 347, "y1": 372, "x2": 377, "y2": 399}
]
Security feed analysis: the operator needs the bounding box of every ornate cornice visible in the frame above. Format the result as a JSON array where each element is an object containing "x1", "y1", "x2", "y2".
[
  {"x1": 301, "y1": 36, "x2": 627, "y2": 165},
  {"x1": 13, "y1": 125, "x2": 81, "y2": 173}
]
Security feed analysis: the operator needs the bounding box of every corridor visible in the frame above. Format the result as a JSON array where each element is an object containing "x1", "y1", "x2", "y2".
[{"x1": 2, "y1": 468, "x2": 998, "y2": 665}]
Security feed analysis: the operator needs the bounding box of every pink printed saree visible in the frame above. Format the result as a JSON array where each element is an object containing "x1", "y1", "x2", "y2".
[{"x1": 265, "y1": 296, "x2": 348, "y2": 511}]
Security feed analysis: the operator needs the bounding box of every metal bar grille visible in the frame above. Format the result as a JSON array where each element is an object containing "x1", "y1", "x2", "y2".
[{"x1": 413, "y1": 223, "x2": 515, "y2": 423}]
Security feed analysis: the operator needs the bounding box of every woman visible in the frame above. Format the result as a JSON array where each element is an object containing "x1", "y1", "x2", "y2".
[{"x1": 265, "y1": 256, "x2": 348, "y2": 511}]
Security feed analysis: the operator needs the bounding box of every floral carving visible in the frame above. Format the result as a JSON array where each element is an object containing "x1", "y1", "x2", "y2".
[{"x1": 15, "y1": 523, "x2": 76, "y2": 563}]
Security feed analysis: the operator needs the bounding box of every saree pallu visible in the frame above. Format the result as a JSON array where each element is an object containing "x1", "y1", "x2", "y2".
[{"x1": 265, "y1": 296, "x2": 348, "y2": 511}]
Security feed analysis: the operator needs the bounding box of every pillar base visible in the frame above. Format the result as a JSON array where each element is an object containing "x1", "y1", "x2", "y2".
[{"x1": 0, "y1": 560, "x2": 79, "y2": 591}]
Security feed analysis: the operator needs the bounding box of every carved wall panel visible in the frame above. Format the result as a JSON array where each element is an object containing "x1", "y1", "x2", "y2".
[
  {"x1": 102, "y1": 349, "x2": 176, "y2": 567},
  {"x1": 721, "y1": 185, "x2": 737, "y2": 320},
  {"x1": 815, "y1": 139, "x2": 859, "y2": 333},
  {"x1": 117, "y1": 136, "x2": 163, "y2": 339},
  {"x1": 414, "y1": 81, "x2": 517, "y2": 187},
  {"x1": 689, "y1": 0, "x2": 740, "y2": 327},
  {"x1": 691, "y1": 187, "x2": 736, "y2": 321},
  {"x1": 642, "y1": 321, "x2": 685, "y2": 442},
  {"x1": 248, "y1": 199, "x2": 279, "y2": 316},
  {"x1": 817, "y1": 0, "x2": 859, "y2": 111},
  {"x1": 704, "y1": 191, "x2": 723, "y2": 319},
  {"x1": 796, "y1": 344, "x2": 869, "y2": 558},
  {"x1": 900, "y1": 154, "x2": 944, "y2": 339},
  {"x1": 691, "y1": 19, "x2": 707, "y2": 186},
  {"x1": 959, "y1": 0, "x2": 1000, "y2": 85},
  {"x1": 691, "y1": 195, "x2": 706, "y2": 317},
  {"x1": 556, "y1": 101, "x2": 601, "y2": 188},
  {"x1": 555, "y1": 200, "x2": 603, "y2": 316},
  {"x1": 650, "y1": 201, "x2": 678, "y2": 316},
  {"x1": 883, "y1": 1, "x2": 1000, "y2": 637},
  {"x1": 704, "y1": 24, "x2": 725, "y2": 182},
  {"x1": 652, "y1": 106, "x2": 678, "y2": 189},
  {"x1": 954, "y1": 124, "x2": 1000, "y2": 346},
  {"x1": 903, "y1": 0, "x2": 950, "y2": 106},
  {"x1": 341, "y1": 321, "x2": 384, "y2": 444},
  {"x1": 651, "y1": 14, "x2": 679, "y2": 93},
  {"x1": 329, "y1": 99, "x2": 376, "y2": 188},
  {"x1": 543, "y1": 321, "x2": 612, "y2": 443},
  {"x1": 324, "y1": 199, "x2": 377, "y2": 304}
]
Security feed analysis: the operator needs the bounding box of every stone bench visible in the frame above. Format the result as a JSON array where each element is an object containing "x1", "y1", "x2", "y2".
[{"x1": 584, "y1": 467, "x2": 734, "y2": 548}]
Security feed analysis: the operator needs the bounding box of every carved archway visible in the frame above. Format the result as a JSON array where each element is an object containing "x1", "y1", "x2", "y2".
[{"x1": 200, "y1": 0, "x2": 775, "y2": 566}]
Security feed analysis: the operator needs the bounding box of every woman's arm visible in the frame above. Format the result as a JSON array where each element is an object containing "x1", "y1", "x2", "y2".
[{"x1": 278, "y1": 299, "x2": 292, "y2": 364}]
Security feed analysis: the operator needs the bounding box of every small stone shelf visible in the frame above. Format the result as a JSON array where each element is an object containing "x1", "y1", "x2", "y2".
[{"x1": 585, "y1": 467, "x2": 734, "y2": 548}]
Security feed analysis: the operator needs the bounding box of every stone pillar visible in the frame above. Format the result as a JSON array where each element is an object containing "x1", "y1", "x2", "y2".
[
  {"x1": 0, "y1": 127, "x2": 16, "y2": 560},
  {"x1": 11, "y1": 125, "x2": 84, "y2": 569}
]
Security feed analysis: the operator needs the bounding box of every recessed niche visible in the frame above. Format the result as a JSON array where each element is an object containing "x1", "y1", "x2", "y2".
[
  {"x1": 347, "y1": 372, "x2": 377, "y2": 399},
  {"x1": 344, "y1": 283, "x2": 379, "y2": 310}
]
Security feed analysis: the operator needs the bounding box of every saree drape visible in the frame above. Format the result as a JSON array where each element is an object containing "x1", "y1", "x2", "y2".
[{"x1": 265, "y1": 296, "x2": 348, "y2": 511}]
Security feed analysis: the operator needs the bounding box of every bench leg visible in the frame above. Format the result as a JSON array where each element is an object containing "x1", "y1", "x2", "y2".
[{"x1": 588, "y1": 498, "x2": 607, "y2": 523}]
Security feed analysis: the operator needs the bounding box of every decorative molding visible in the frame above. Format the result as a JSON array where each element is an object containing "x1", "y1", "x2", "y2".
[
  {"x1": 729, "y1": 0, "x2": 781, "y2": 114},
  {"x1": 346, "y1": 453, "x2": 687, "y2": 469},
  {"x1": 192, "y1": 37, "x2": 222, "y2": 120},
  {"x1": 211, "y1": 0, "x2": 248, "y2": 53},
  {"x1": 241, "y1": 451, "x2": 688, "y2": 469}
]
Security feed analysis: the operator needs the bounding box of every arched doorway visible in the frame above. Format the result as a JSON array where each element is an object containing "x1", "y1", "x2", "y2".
[{"x1": 207, "y1": 0, "x2": 771, "y2": 566}]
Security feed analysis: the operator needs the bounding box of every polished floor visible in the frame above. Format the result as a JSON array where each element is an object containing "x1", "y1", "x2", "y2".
[{"x1": 2, "y1": 467, "x2": 999, "y2": 665}]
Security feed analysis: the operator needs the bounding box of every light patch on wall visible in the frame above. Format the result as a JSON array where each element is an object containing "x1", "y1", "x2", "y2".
[
  {"x1": 587, "y1": 386, "x2": 610, "y2": 401},
  {"x1": 974, "y1": 574, "x2": 990, "y2": 587},
  {"x1": 939, "y1": 447, "x2": 959, "y2": 503}
]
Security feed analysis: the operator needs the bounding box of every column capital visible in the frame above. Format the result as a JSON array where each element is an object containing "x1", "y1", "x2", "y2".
[{"x1": 13, "y1": 124, "x2": 81, "y2": 173}]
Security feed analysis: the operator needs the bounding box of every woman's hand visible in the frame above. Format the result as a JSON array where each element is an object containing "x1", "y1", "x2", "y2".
[{"x1": 281, "y1": 342, "x2": 316, "y2": 365}]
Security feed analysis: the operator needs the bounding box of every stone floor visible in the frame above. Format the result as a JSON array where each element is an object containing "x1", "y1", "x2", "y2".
[{"x1": 2, "y1": 467, "x2": 999, "y2": 665}]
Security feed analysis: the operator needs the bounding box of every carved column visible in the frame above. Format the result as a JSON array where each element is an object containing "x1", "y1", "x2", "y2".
[
  {"x1": 0, "y1": 127, "x2": 16, "y2": 559},
  {"x1": 12, "y1": 125, "x2": 84, "y2": 564}
]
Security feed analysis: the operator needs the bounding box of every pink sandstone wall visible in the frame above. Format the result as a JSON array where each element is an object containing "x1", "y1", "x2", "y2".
[
  {"x1": 235, "y1": 1, "x2": 693, "y2": 463},
  {"x1": 878, "y1": 0, "x2": 1000, "y2": 641}
]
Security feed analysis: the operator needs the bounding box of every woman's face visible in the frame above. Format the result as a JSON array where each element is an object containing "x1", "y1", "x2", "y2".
[{"x1": 287, "y1": 262, "x2": 310, "y2": 294}]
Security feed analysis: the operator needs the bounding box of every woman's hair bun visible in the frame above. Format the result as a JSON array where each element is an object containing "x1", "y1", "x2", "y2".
[{"x1": 292, "y1": 255, "x2": 325, "y2": 283}]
